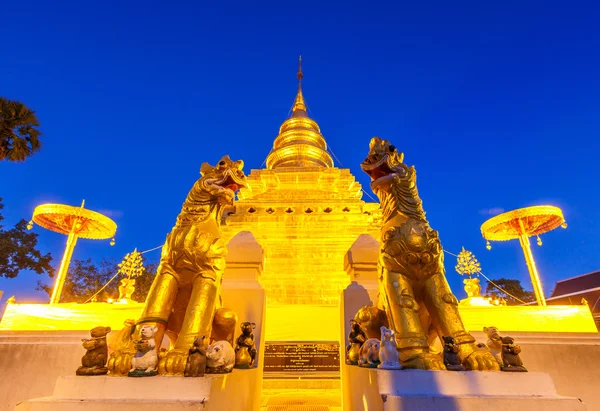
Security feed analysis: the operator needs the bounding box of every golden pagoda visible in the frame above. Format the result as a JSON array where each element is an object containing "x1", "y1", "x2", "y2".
[{"x1": 221, "y1": 58, "x2": 381, "y2": 340}]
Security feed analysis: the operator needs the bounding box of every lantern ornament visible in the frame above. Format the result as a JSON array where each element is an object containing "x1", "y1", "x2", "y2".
[{"x1": 481, "y1": 205, "x2": 566, "y2": 306}]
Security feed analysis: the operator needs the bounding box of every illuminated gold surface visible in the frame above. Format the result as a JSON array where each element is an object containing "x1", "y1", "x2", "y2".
[
  {"x1": 30, "y1": 201, "x2": 117, "y2": 304},
  {"x1": 265, "y1": 57, "x2": 334, "y2": 169},
  {"x1": 462, "y1": 277, "x2": 483, "y2": 298},
  {"x1": 481, "y1": 205, "x2": 567, "y2": 306},
  {"x1": 223, "y1": 65, "x2": 380, "y2": 309},
  {"x1": 460, "y1": 296, "x2": 493, "y2": 306},
  {"x1": 224, "y1": 166, "x2": 380, "y2": 307},
  {"x1": 51, "y1": 228, "x2": 77, "y2": 304},
  {"x1": 455, "y1": 247, "x2": 481, "y2": 277},
  {"x1": 455, "y1": 250, "x2": 497, "y2": 306},
  {"x1": 0, "y1": 302, "x2": 142, "y2": 331},
  {"x1": 458, "y1": 304, "x2": 596, "y2": 333},
  {"x1": 116, "y1": 249, "x2": 144, "y2": 302},
  {"x1": 2, "y1": 302, "x2": 596, "y2": 334},
  {"x1": 361, "y1": 137, "x2": 499, "y2": 371},
  {"x1": 109, "y1": 155, "x2": 247, "y2": 376}
]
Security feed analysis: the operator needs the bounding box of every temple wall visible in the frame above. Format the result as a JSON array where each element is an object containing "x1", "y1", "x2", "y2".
[
  {"x1": 341, "y1": 236, "x2": 600, "y2": 409},
  {"x1": 340, "y1": 282, "x2": 600, "y2": 410},
  {"x1": 498, "y1": 333, "x2": 600, "y2": 410},
  {"x1": 0, "y1": 331, "x2": 85, "y2": 411},
  {"x1": 0, "y1": 294, "x2": 265, "y2": 411},
  {"x1": 0, "y1": 231, "x2": 265, "y2": 411}
]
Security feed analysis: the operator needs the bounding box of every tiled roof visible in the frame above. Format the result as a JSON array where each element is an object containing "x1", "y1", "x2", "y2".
[{"x1": 551, "y1": 270, "x2": 600, "y2": 297}]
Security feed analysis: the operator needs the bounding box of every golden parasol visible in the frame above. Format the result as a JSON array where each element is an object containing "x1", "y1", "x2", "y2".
[
  {"x1": 481, "y1": 205, "x2": 566, "y2": 306},
  {"x1": 28, "y1": 200, "x2": 117, "y2": 304}
]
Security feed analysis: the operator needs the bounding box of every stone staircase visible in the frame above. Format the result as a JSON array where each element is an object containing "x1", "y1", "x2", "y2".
[{"x1": 260, "y1": 372, "x2": 342, "y2": 411}]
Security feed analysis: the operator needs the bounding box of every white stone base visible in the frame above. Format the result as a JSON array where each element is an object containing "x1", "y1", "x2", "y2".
[
  {"x1": 381, "y1": 396, "x2": 585, "y2": 410},
  {"x1": 343, "y1": 367, "x2": 586, "y2": 411},
  {"x1": 16, "y1": 370, "x2": 260, "y2": 411}
]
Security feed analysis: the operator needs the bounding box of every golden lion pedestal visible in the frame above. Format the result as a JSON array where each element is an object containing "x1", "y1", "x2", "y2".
[
  {"x1": 360, "y1": 137, "x2": 498, "y2": 371},
  {"x1": 108, "y1": 156, "x2": 248, "y2": 376}
]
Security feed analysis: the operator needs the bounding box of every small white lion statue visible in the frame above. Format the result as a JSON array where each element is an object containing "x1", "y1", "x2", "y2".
[
  {"x1": 129, "y1": 325, "x2": 158, "y2": 376},
  {"x1": 483, "y1": 326, "x2": 503, "y2": 365},
  {"x1": 206, "y1": 340, "x2": 235, "y2": 373},
  {"x1": 378, "y1": 326, "x2": 402, "y2": 369}
]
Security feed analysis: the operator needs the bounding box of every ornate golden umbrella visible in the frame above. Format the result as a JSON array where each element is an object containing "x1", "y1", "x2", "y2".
[
  {"x1": 480, "y1": 205, "x2": 566, "y2": 306},
  {"x1": 28, "y1": 200, "x2": 117, "y2": 304}
]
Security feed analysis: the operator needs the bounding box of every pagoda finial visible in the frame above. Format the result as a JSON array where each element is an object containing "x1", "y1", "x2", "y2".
[
  {"x1": 292, "y1": 55, "x2": 307, "y2": 116},
  {"x1": 297, "y1": 55, "x2": 303, "y2": 89},
  {"x1": 265, "y1": 56, "x2": 334, "y2": 169}
]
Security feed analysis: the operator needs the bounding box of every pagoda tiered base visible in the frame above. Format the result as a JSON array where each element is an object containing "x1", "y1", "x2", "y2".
[{"x1": 344, "y1": 368, "x2": 586, "y2": 411}]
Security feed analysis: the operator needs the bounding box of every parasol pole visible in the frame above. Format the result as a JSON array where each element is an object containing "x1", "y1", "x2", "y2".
[
  {"x1": 49, "y1": 200, "x2": 84, "y2": 305},
  {"x1": 50, "y1": 226, "x2": 79, "y2": 304},
  {"x1": 517, "y1": 219, "x2": 546, "y2": 306}
]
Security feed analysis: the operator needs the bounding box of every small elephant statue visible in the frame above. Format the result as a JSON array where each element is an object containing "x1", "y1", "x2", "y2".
[
  {"x1": 358, "y1": 338, "x2": 381, "y2": 368},
  {"x1": 346, "y1": 320, "x2": 367, "y2": 365},
  {"x1": 442, "y1": 336, "x2": 466, "y2": 371},
  {"x1": 206, "y1": 340, "x2": 235, "y2": 373},
  {"x1": 128, "y1": 325, "x2": 159, "y2": 377},
  {"x1": 500, "y1": 336, "x2": 527, "y2": 372},
  {"x1": 234, "y1": 322, "x2": 257, "y2": 369},
  {"x1": 184, "y1": 336, "x2": 207, "y2": 377},
  {"x1": 76, "y1": 326, "x2": 111, "y2": 376},
  {"x1": 378, "y1": 326, "x2": 401, "y2": 369}
]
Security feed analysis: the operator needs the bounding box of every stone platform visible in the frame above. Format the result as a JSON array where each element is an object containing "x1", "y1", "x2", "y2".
[
  {"x1": 344, "y1": 368, "x2": 586, "y2": 411},
  {"x1": 16, "y1": 371, "x2": 260, "y2": 411}
]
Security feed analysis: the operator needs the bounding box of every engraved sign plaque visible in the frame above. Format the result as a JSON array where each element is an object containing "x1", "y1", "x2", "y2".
[{"x1": 264, "y1": 341, "x2": 340, "y2": 372}]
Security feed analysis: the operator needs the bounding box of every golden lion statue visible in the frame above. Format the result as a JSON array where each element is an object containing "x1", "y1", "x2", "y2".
[
  {"x1": 361, "y1": 137, "x2": 498, "y2": 371},
  {"x1": 108, "y1": 155, "x2": 247, "y2": 376}
]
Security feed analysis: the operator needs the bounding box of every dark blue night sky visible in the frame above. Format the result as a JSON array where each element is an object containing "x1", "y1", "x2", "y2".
[{"x1": 1, "y1": 0, "x2": 599, "y2": 303}]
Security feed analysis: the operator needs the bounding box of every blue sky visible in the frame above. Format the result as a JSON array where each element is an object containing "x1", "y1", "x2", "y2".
[{"x1": 1, "y1": 0, "x2": 599, "y2": 304}]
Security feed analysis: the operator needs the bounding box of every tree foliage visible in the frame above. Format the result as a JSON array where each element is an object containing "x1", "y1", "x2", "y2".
[
  {"x1": 485, "y1": 277, "x2": 536, "y2": 305},
  {"x1": 37, "y1": 257, "x2": 157, "y2": 303},
  {"x1": 131, "y1": 260, "x2": 158, "y2": 302},
  {"x1": 0, "y1": 198, "x2": 54, "y2": 278},
  {"x1": 0, "y1": 97, "x2": 43, "y2": 162}
]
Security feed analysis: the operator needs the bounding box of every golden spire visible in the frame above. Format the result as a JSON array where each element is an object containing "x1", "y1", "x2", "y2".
[
  {"x1": 292, "y1": 56, "x2": 307, "y2": 115},
  {"x1": 265, "y1": 57, "x2": 334, "y2": 169}
]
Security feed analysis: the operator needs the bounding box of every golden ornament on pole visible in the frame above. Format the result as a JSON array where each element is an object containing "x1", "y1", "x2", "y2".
[
  {"x1": 455, "y1": 247, "x2": 484, "y2": 300},
  {"x1": 116, "y1": 248, "x2": 145, "y2": 302},
  {"x1": 455, "y1": 247, "x2": 482, "y2": 278},
  {"x1": 27, "y1": 200, "x2": 117, "y2": 304},
  {"x1": 480, "y1": 205, "x2": 566, "y2": 306}
]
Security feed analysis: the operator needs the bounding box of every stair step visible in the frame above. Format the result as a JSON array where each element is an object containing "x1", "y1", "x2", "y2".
[
  {"x1": 264, "y1": 406, "x2": 335, "y2": 411},
  {"x1": 17, "y1": 397, "x2": 208, "y2": 411},
  {"x1": 263, "y1": 379, "x2": 340, "y2": 389}
]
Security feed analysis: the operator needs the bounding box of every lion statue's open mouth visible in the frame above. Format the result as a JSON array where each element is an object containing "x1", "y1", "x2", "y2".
[
  {"x1": 356, "y1": 136, "x2": 501, "y2": 372},
  {"x1": 360, "y1": 137, "x2": 406, "y2": 187},
  {"x1": 213, "y1": 168, "x2": 246, "y2": 193},
  {"x1": 201, "y1": 155, "x2": 248, "y2": 202}
]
